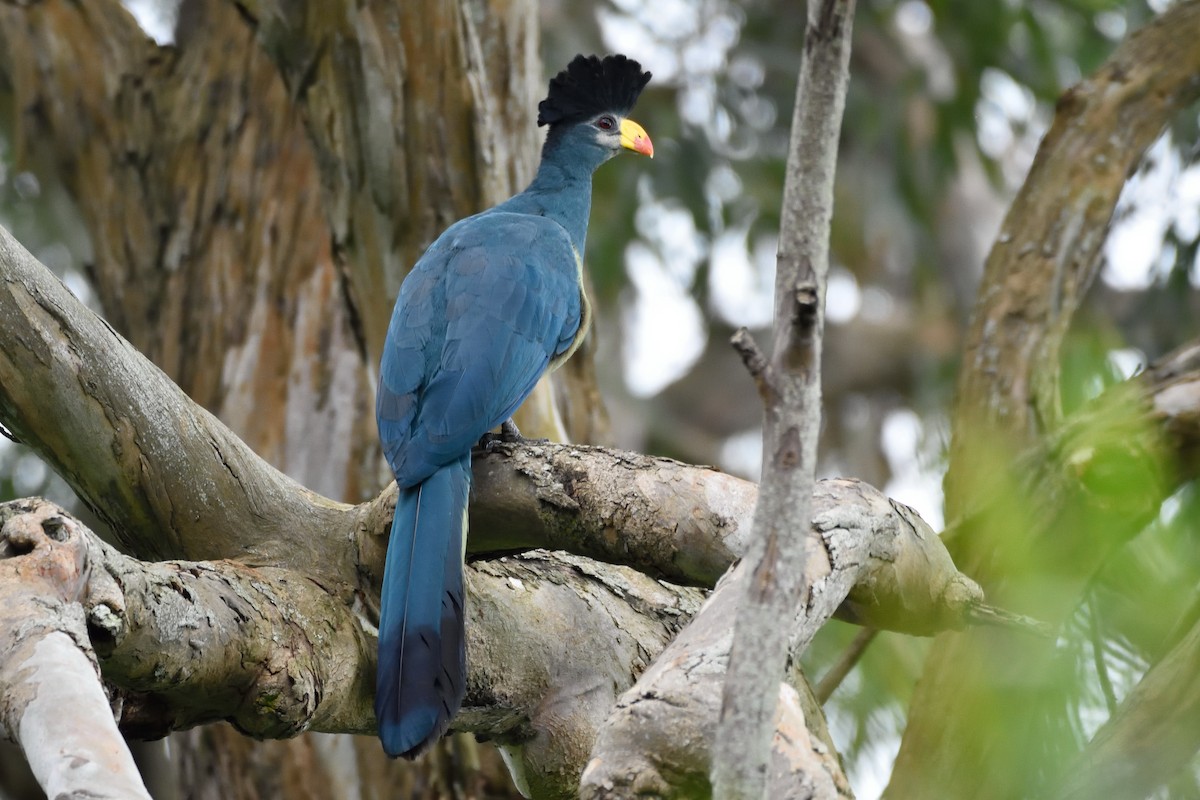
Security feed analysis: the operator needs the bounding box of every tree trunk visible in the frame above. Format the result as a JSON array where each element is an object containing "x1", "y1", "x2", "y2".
[{"x1": 0, "y1": 0, "x2": 548, "y2": 795}]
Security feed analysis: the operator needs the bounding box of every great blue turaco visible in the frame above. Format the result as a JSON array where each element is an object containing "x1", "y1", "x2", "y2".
[{"x1": 374, "y1": 54, "x2": 654, "y2": 757}]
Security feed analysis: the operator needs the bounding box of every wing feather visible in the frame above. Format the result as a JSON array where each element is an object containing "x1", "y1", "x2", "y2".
[{"x1": 377, "y1": 212, "x2": 584, "y2": 487}]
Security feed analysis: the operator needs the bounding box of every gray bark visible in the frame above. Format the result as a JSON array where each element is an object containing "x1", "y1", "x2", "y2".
[
  {"x1": 582, "y1": 480, "x2": 979, "y2": 799},
  {"x1": 712, "y1": 1, "x2": 856, "y2": 797}
]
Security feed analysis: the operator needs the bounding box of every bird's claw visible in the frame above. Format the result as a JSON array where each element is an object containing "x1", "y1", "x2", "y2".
[
  {"x1": 477, "y1": 419, "x2": 549, "y2": 452},
  {"x1": 500, "y1": 418, "x2": 524, "y2": 442}
]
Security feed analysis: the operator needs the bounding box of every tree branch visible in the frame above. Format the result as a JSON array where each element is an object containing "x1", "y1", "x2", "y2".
[
  {"x1": 9, "y1": 481, "x2": 966, "y2": 799},
  {"x1": 0, "y1": 495, "x2": 707, "y2": 799},
  {"x1": 944, "y1": 0, "x2": 1200, "y2": 517},
  {"x1": 0, "y1": 221, "x2": 990, "y2": 797},
  {"x1": 713, "y1": 1, "x2": 856, "y2": 796},
  {"x1": 0, "y1": 501, "x2": 152, "y2": 800},
  {"x1": 583, "y1": 479, "x2": 978, "y2": 798},
  {"x1": 0, "y1": 224, "x2": 357, "y2": 583},
  {"x1": 7, "y1": 213, "x2": 1200, "y2": 796}
]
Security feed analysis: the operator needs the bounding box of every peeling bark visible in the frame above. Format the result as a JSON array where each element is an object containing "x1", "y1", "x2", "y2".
[
  {"x1": 0, "y1": 0, "x2": 376, "y2": 502},
  {"x1": 232, "y1": 0, "x2": 600, "y2": 444}
]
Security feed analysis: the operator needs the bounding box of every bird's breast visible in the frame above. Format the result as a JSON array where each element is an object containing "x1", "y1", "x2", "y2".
[{"x1": 548, "y1": 246, "x2": 591, "y2": 371}]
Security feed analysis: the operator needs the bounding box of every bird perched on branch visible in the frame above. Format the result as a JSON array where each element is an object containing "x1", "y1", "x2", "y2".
[{"x1": 374, "y1": 54, "x2": 653, "y2": 757}]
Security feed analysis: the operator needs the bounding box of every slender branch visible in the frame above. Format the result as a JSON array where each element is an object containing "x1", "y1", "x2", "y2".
[
  {"x1": 712, "y1": 1, "x2": 856, "y2": 797},
  {"x1": 814, "y1": 628, "x2": 878, "y2": 704},
  {"x1": 731, "y1": 327, "x2": 774, "y2": 403}
]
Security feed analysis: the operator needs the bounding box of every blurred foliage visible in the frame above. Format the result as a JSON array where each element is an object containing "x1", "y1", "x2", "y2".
[{"x1": 549, "y1": 0, "x2": 1200, "y2": 794}]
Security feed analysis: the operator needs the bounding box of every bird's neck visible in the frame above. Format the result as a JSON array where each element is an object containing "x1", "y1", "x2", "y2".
[{"x1": 503, "y1": 139, "x2": 603, "y2": 253}]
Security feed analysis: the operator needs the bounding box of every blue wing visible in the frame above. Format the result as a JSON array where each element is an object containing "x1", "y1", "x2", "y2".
[{"x1": 376, "y1": 211, "x2": 583, "y2": 487}]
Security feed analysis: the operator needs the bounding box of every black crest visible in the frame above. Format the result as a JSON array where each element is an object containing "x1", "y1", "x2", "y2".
[{"x1": 537, "y1": 54, "x2": 652, "y2": 128}]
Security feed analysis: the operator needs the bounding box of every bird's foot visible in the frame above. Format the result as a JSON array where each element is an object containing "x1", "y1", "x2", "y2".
[{"x1": 477, "y1": 419, "x2": 549, "y2": 451}]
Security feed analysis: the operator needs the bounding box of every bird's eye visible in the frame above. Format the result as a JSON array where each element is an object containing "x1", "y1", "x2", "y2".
[{"x1": 596, "y1": 116, "x2": 616, "y2": 131}]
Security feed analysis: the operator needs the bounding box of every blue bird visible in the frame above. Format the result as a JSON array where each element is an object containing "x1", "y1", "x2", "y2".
[{"x1": 375, "y1": 54, "x2": 654, "y2": 758}]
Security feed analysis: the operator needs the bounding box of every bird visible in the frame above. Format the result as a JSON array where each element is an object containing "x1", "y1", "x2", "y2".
[{"x1": 374, "y1": 53, "x2": 654, "y2": 758}]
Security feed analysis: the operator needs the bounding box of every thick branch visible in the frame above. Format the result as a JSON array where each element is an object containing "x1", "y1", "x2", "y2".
[
  {"x1": 0, "y1": 479, "x2": 980, "y2": 800},
  {"x1": 583, "y1": 479, "x2": 979, "y2": 798},
  {"x1": 8, "y1": 215, "x2": 1200, "y2": 606},
  {"x1": 1, "y1": 499, "x2": 707, "y2": 800},
  {"x1": 0, "y1": 501, "x2": 151, "y2": 800},
  {"x1": 100, "y1": 485, "x2": 973, "y2": 799},
  {"x1": 87, "y1": 540, "x2": 376, "y2": 739},
  {"x1": 462, "y1": 552, "x2": 704, "y2": 800},
  {"x1": 466, "y1": 443, "x2": 754, "y2": 586},
  {"x1": 944, "y1": 0, "x2": 1200, "y2": 517},
  {"x1": 0, "y1": 225, "x2": 357, "y2": 586}
]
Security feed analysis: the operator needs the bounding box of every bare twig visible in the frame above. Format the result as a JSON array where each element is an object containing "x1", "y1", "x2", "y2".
[
  {"x1": 814, "y1": 628, "x2": 878, "y2": 704},
  {"x1": 965, "y1": 604, "x2": 1055, "y2": 639},
  {"x1": 731, "y1": 327, "x2": 774, "y2": 403}
]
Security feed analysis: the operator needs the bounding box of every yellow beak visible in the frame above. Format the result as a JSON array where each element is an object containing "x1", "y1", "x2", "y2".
[{"x1": 619, "y1": 118, "x2": 654, "y2": 158}]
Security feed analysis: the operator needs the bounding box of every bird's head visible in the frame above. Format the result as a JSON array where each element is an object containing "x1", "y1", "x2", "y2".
[{"x1": 538, "y1": 54, "x2": 654, "y2": 169}]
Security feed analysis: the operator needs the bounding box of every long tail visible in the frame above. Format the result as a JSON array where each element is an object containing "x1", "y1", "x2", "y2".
[{"x1": 375, "y1": 456, "x2": 470, "y2": 758}]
